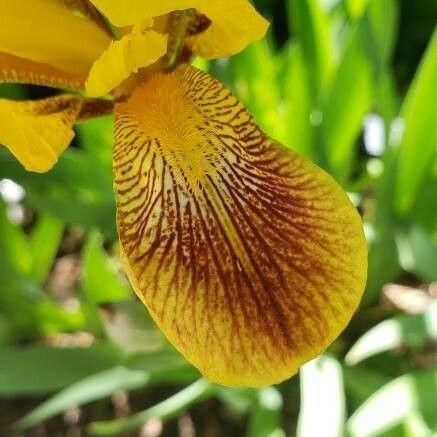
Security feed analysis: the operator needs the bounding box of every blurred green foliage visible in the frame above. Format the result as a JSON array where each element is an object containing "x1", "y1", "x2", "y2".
[{"x1": 0, "y1": 0, "x2": 436, "y2": 435}]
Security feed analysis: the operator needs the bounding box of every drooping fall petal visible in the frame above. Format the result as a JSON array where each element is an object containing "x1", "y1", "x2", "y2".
[
  {"x1": 0, "y1": 52, "x2": 85, "y2": 90},
  {"x1": 0, "y1": 95, "x2": 83, "y2": 172},
  {"x1": 113, "y1": 65, "x2": 367, "y2": 387},
  {"x1": 86, "y1": 26, "x2": 167, "y2": 96},
  {"x1": 89, "y1": 0, "x2": 268, "y2": 59},
  {"x1": 0, "y1": 0, "x2": 110, "y2": 75}
]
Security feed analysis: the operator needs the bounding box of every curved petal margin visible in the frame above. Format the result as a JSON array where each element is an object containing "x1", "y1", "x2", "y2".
[
  {"x1": 0, "y1": 52, "x2": 85, "y2": 90},
  {"x1": 113, "y1": 65, "x2": 367, "y2": 387},
  {"x1": 89, "y1": 0, "x2": 269, "y2": 59},
  {"x1": 0, "y1": 95, "x2": 83, "y2": 172},
  {"x1": 0, "y1": 0, "x2": 110, "y2": 75},
  {"x1": 86, "y1": 26, "x2": 167, "y2": 97}
]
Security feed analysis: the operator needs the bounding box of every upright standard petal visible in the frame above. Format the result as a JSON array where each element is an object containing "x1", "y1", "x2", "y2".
[
  {"x1": 184, "y1": 0, "x2": 269, "y2": 59},
  {"x1": 0, "y1": 52, "x2": 85, "y2": 90},
  {"x1": 113, "y1": 65, "x2": 367, "y2": 387},
  {"x1": 86, "y1": 26, "x2": 167, "y2": 96},
  {"x1": 0, "y1": 0, "x2": 110, "y2": 75},
  {"x1": 89, "y1": 0, "x2": 268, "y2": 59},
  {"x1": 62, "y1": 0, "x2": 112, "y2": 33},
  {"x1": 0, "y1": 95, "x2": 83, "y2": 172}
]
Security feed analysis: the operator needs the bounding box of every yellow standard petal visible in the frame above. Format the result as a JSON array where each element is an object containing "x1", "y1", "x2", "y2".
[
  {"x1": 62, "y1": 0, "x2": 112, "y2": 32},
  {"x1": 185, "y1": 0, "x2": 269, "y2": 59},
  {"x1": 0, "y1": 95, "x2": 83, "y2": 172},
  {"x1": 89, "y1": 0, "x2": 269, "y2": 59},
  {"x1": 86, "y1": 26, "x2": 167, "y2": 96},
  {"x1": 0, "y1": 0, "x2": 110, "y2": 75},
  {"x1": 0, "y1": 52, "x2": 85, "y2": 90},
  {"x1": 113, "y1": 65, "x2": 367, "y2": 387}
]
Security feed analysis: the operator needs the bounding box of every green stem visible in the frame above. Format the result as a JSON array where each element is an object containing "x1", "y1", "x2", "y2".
[{"x1": 165, "y1": 9, "x2": 194, "y2": 69}]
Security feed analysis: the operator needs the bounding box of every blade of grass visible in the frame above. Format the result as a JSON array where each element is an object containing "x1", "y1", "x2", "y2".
[
  {"x1": 287, "y1": 0, "x2": 335, "y2": 96},
  {"x1": 88, "y1": 379, "x2": 214, "y2": 436},
  {"x1": 346, "y1": 301, "x2": 437, "y2": 365},
  {"x1": 247, "y1": 387, "x2": 285, "y2": 437},
  {"x1": 29, "y1": 214, "x2": 64, "y2": 285},
  {"x1": 14, "y1": 366, "x2": 151, "y2": 432},
  {"x1": 320, "y1": 25, "x2": 372, "y2": 183},
  {"x1": 394, "y1": 29, "x2": 437, "y2": 214},
  {"x1": 0, "y1": 344, "x2": 123, "y2": 396},
  {"x1": 297, "y1": 355, "x2": 345, "y2": 437},
  {"x1": 347, "y1": 370, "x2": 437, "y2": 436},
  {"x1": 82, "y1": 232, "x2": 131, "y2": 305}
]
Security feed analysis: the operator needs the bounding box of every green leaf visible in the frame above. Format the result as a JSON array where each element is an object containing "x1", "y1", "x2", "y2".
[
  {"x1": 399, "y1": 226, "x2": 437, "y2": 282},
  {"x1": 99, "y1": 301, "x2": 165, "y2": 353},
  {"x1": 366, "y1": 0, "x2": 399, "y2": 65},
  {"x1": 347, "y1": 370, "x2": 437, "y2": 436},
  {"x1": 88, "y1": 379, "x2": 214, "y2": 436},
  {"x1": 346, "y1": 0, "x2": 370, "y2": 20},
  {"x1": 282, "y1": 43, "x2": 315, "y2": 159},
  {"x1": 0, "y1": 84, "x2": 27, "y2": 100},
  {"x1": 0, "y1": 343, "x2": 123, "y2": 396},
  {"x1": 82, "y1": 232, "x2": 131, "y2": 305},
  {"x1": 410, "y1": 157, "x2": 437, "y2": 234},
  {"x1": 29, "y1": 214, "x2": 64, "y2": 285},
  {"x1": 127, "y1": 350, "x2": 200, "y2": 383},
  {"x1": 346, "y1": 301, "x2": 437, "y2": 365},
  {"x1": 0, "y1": 148, "x2": 116, "y2": 239},
  {"x1": 75, "y1": 116, "x2": 113, "y2": 166},
  {"x1": 362, "y1": 223, "x2": 401, "y2": 306},
  {"x1": 0, "y1": 200, "x2": 32, "y2": 275},
  {"x1": 216, "y1": 387, "x2": 257, "y2": 414},
  {"x1": 394, "y1": 29, "x2": 437, "y2": 214},
  {"x1": 230, "y1": 39, "x2": 284, "y2": 139},
  {"x1": 247, "y1": 387, "x2": 285, "y2": 437},
  {"x1": 15, "y1": 366, "x2": 150, "y2": 431},
  {"x1": 287, "y1": 0, "x2": 335, "y2": 96},
  {"x1": 297, "y1": 355, "x2": 345, "y2": 437},
  {"x1": 343, "y1": 366, "x2": 392, "y2": 411},
  {"x1": 320, "y1": 25, "x2": 372, "y2": 182}
]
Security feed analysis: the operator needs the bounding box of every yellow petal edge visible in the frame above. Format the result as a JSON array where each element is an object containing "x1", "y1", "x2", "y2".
[
  {"x1": 86, "y1": 27, "x2": 167, "y2": 97},
  {"x1": 89, "y1": 0, "x2": 269, "y2": 59},
  {"x1": 0, "y1": 0, "x2": 110, "y2": 75},
  {"x1": 113, "y1": 65, "x2": 367, "y2": 387},
  {"x1": 0, "y1": 52, "x2": 85, "y2": 90},
  {"x1": 0, "y1": 95, "x2": 83, "y2": 172}
]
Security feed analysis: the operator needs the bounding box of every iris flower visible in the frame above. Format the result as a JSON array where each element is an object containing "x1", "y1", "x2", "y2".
[{"x1": 0, "y1": 0, "x2": 367, "y2": 386}]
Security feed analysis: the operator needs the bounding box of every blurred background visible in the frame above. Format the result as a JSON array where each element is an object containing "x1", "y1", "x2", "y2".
[{"x1": 0, "y1": 0, "x2": 436, "y2": 435}]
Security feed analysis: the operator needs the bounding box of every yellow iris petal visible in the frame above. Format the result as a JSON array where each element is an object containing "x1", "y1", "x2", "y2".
[
  {"x1": 0, "y1": 52, "x2": 85, "y2": 90},
  {"x1": 62, "y1": 0, "x2": 112, "y2": 32},
  {"x1": 113, "y1": 65, "x2": 367, "y2": 387},
  {"x1": 0, "y1": 0, "x2": 110, "y2": 75},
  {"x1": 89, "y1": 0, "x2": 268, "y2": 59},
  {"x1": 185, "y1": 0, "x2": 269, "y2": 59},
  {"x1": 86, "y1": 27, "x2": 167, "y2": 96},
  {"x1": 0, "y1": 95, "x2": 83, "y2": 173}
]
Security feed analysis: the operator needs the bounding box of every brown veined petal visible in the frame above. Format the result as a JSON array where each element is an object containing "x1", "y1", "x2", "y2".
[
  {"x1": 0, "y1": 52, "x2": 85, "y2": 90},
  {"x1": 0, "y1": 95, "x2": 84, "y2": 172},
  {"x1": 113, "y1": 65, "x2": 367, "y2": 387}
]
